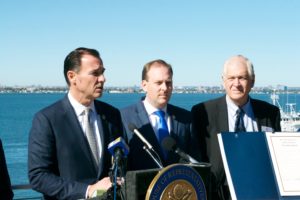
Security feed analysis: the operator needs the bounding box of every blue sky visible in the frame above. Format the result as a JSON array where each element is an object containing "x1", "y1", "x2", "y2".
[{"x1": 1, "y1": 0, "x2": 299, "y2": 87}]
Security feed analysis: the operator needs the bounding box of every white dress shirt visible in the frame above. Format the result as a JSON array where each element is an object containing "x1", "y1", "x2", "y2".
[
  {"x1": 226, "y1": 95, "x2": 258, "y2": 132},
  {"x1": 67, "y1": 92, "x2": 103, "y2": 164},
  {"x1": 142, "y1": 100, "x2": 171, "y2": 136}
]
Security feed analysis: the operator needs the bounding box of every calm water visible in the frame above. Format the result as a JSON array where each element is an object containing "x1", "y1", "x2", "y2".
[{"x1": 0, "y1": 92, "x2": 299, "y2": 199}]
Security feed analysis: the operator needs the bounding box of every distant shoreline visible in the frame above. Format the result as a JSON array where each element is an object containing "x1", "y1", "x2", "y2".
[{"x1": 1, "y1": 85, "x2": 300, "y2": 94}]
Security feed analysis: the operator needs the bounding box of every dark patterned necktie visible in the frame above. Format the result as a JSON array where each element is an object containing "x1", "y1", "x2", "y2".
[
  {"x1": 84, "y1": 108, "x2": 99, "y2": 169},
  {"x1": 234, "y1": 108, "x2": 246, "y2": 132},
  {"x1": 154, "y1": 110, "x2": 169, "y2": 159}
]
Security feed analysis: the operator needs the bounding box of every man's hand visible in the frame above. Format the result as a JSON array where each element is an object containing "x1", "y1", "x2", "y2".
[{"x1": 88, "y1": 177, "x2": 112, "y2": 198}]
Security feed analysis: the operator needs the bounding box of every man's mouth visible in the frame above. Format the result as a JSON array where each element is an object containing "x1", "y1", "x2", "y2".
[{"x1": 95, "y1": 85, "x2": 103, "y2": 90}]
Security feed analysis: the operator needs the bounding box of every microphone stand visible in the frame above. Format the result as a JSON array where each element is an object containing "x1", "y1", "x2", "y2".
[
  {"x1": 113, "y1": 161, "x2": 118, "y2": 200},
  {"x1": 107, "y1": 157, "x2": 125, "y2": 200},
  {"x1": 128, "y1": 124, "x2": 163, "y2": 169},
  {"x1": 143, "y1": 145, "x2": 163, "y2": 169}
]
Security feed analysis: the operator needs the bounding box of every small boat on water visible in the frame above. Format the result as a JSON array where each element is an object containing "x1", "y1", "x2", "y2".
[{"x1": 270, "y1": 91, "x2": 300, "y2": 132}]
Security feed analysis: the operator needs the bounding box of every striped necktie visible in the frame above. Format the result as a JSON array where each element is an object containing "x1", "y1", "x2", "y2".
[
  {"x1": 84, "y1": 108, "x2": 99, "y2": 169},
  {"x1": 234, "y1": 108, "x2": 246, "y2": 132}
]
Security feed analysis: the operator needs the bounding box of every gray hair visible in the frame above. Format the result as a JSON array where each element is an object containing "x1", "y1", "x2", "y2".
[{"x1": 222, "y1": 55, "x2": 255, "y2": 80}]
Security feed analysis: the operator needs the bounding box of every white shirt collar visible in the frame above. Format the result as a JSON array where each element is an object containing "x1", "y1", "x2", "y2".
[
  {"x1": 226, "y1": 95, "x2": 251, "y2": 116},
  {"x1": 142, "y1": 99, "x2": 167, "y2": 116},
  {"x1": 226, "y1": 95, "x2": 240, "y2": 118},
  {"x1": 67, "y1": 92, "x2": 96, "y2": 116}
]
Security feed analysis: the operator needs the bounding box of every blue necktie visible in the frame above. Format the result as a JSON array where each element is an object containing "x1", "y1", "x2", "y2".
[
  {"x1": 154, "y1": 110, "x2": 169, "y2": 159},
  {"x1": 234, "y1": 108, "x2": 246, "y2": 132}
]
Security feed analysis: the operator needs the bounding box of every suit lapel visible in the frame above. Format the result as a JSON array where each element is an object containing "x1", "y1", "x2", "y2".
[
  {"x1": 96, "y1": 113, "x2": 106, "y2": 158},
  {"x1": 136, "y1": 102, "x2": 164, "y2": 159},
  {"x1": 94, "y1": 103, "x2": 111, "y2": 178},
  {"x1": 167, "y1": 105, "x2": 177, "y2": 137},
  {"x1": 217, "y1": 96, "x2": 229, "y2": 132},
  {"x1": 61, "y1": 97, "x2": 98, "y2": 174},
  {"x1": 136, "y1": 101, "x2": 151, "y2": 127},
  {"x1": 250, "y1": 99, "x2": 262, "y2": 131}
]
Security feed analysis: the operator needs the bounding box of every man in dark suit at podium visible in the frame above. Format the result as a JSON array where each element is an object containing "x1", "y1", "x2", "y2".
[
  {"x1": 121, "y1": 59, "x2": 201, "y2": 171},
  {"x1": 191, "y1": 55, "x2": 281, "y2": 200},
  {"x1": 28, "y1": 47, "x2": 123, "y2": 199}
]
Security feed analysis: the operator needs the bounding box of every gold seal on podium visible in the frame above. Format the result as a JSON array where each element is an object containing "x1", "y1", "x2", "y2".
[
  {"x1": 161, "y1": 179, "x2": 196, "y2": 200},
  {"x1": 146, "y1": 164, "x2": 207, "y2": 200}
]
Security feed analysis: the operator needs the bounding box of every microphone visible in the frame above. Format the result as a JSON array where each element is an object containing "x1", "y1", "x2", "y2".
[
  {"x1": 108, "y1": 137, "x2": 129, "y2": 165},
  {"x1": 128, "y1": 123, "x2": 163, "y2": 168},
  {"x1": 107, "y1": 137, "x2": 128, "y2": 199},
  {"x1": 162, "y1": 136, "x2": 199, "y2": 164},
  {"x1": 128, "y1": 123, "x2": 153, "y2": 150}
]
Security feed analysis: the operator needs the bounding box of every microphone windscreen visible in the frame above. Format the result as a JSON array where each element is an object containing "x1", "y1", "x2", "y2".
[
  {"x1": 108, "y1": 137, "x2": 129, "y2": 156},
  {"x1": 128, "y1": 123, "x2": 137, "y2": 132},
  {"x1": 161, "y1": 136, "x2": 176, "y2": 151}
]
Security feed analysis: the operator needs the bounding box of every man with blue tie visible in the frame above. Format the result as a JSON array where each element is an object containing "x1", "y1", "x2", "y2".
[
  {"x1": 121, "y1": 59, "x2": 201, "y2": 170},
  {"x1": 28, "y1": 47, "x2": 123, "y2": 199},
  {"x1": 191, "y1": 55, "x2": 281, "y2": 200}
]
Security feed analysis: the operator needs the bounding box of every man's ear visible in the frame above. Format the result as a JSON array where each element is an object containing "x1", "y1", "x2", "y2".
[
  {"x1": 251, "y1": 76, "x2": 255, "y2": 88},
  {"x1": 67, "y1": 71, "x2": 76, "y2": 85},
  {"x1": 141, "y1": 80, "x2": 147, "y2": 92}
]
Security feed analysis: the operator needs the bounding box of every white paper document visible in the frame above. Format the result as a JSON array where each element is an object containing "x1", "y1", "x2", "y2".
[{"x1": 266, "y1": 132, "x2": 300, "y2": 196}]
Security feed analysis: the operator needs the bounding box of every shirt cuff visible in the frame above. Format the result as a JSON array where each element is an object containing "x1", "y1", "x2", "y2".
[{"x1": 85, "y1": 185, "x2": 91, "y2": 199}]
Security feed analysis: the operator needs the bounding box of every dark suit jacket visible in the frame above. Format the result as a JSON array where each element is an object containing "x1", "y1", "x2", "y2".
[
  {"x1": 121, "y1": 101, "x2": 201, "y2": 171},
  {"x1": 28, "y1": 95, "x2": 123, "y2": 200},
  {"x1": 191, "y1": 95, "x2": 281, "y2": 200},
  {"x1": 0, "y1": 139, "x2": 14, "y2": 200}
]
